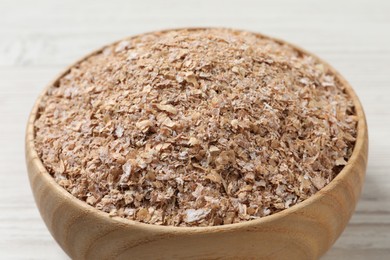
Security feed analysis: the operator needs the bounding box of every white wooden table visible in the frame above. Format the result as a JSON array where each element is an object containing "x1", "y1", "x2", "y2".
[{"x1": 1, "y1": 0, "x2": 389, "y2": 259}]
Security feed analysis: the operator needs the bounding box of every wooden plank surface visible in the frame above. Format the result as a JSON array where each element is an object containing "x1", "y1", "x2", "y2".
[{"x1": 0, "y1": 0, "x2": 389, "y2": 259}]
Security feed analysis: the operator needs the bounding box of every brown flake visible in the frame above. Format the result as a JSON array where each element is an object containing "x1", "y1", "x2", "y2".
[
  {"x1": 205, "y1": 170, "x2": 223, "y2": 184},
  {"x1": 335, "y1": 157, "x2": 348, "y2": 166},
  {"x1": 136, "y1": 208, "x2": 151, "y2": 222},
  {"x1": 188, "y1": 137, "x2": 200, "y2": 146},
  {"x1": 184, "y1": 71, "x2": 199, "y2": 88},
  {"x1": 311, "y1": 176, "x2": 327, "y2": 190},
  {"x1": 136, "y1": 119, "x2": 153, "y2": 132},
  {"x1": 184, "y1": 208, "x2": 211, "y2": 223},
  {"x1": 209, "y1": 146, "x2": 220, "y2": 155},
  {"x1": 155, "y1": 103, "x2": 178, "y2": 115}
]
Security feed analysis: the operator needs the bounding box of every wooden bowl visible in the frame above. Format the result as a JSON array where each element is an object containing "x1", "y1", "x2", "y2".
[{"x1": 26, "y1": 28, "x2": 368, "y2": 260}]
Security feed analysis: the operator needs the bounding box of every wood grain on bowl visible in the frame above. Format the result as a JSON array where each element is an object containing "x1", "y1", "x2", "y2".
[{"x1": 26, "y1": 29, "x2": 368, "y2": 260}]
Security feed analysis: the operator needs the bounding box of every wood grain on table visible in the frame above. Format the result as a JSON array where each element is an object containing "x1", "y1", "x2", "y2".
[{"x1": 0, "y1": 0, "x2": 389, "y2": 259}]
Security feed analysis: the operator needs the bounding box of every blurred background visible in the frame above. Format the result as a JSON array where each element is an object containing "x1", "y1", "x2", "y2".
[{"x1": 0, "y1": 0, "x2": 389, "y2": 259}]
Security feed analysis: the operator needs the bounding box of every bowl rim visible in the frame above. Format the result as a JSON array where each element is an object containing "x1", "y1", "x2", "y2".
[{"x1": 26, "y1": 27, "x2": 368, "y2": 233}]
